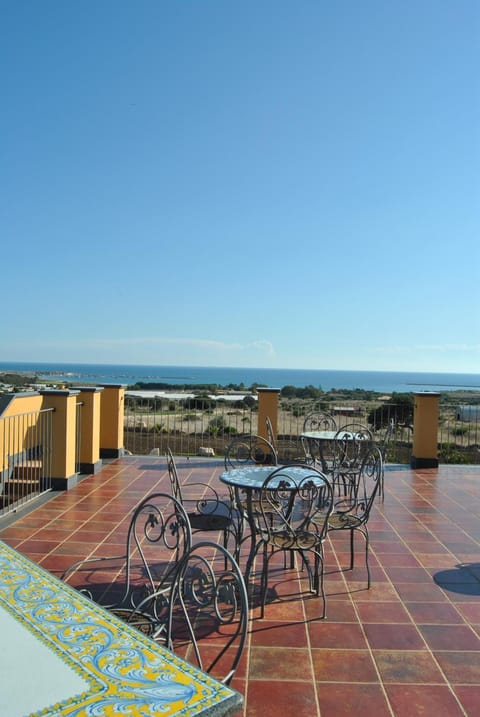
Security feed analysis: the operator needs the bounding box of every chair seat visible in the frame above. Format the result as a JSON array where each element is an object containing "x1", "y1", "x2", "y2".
[
  {"x1": 188, "y1": 512, "x2": 232, "y2": 531},
  {"x1": 328, "y1": 512, "x2": 362, "y2": 530},
  {"x1": 111, "y1": 607, "x2": 157, "y2": 636},
  {"x1": 269, "y1": 530, "x2": 318, "y2": 550},
  {"x1": 167, "y1": 448, "x2": 242, "y2": 560}
]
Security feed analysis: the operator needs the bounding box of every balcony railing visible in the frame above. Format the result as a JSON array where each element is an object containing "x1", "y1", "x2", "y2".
[
  {"x1": 123, "y1": 394, "x2": 480, "y2": 465},
  {"x1": 124, "y1": 395, "x2": 257, "y2": 456},
  {"x1": 0, "y1": 407, "x2": 54, "y2": 516}
]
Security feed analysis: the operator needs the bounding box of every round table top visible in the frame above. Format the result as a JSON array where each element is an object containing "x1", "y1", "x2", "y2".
[
  {"x1": 300, "y1": 430, "x2": 337, "y2": 440},
  {"x1": 219, "y1": 464, "x2": 325, "y2": 489}
]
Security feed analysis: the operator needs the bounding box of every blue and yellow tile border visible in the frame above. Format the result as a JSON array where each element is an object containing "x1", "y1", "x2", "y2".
[{"x1": 0, "y1": 540, "x2": 242, "y2": 717}]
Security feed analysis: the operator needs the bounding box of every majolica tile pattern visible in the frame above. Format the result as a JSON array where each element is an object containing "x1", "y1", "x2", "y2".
[{"x1": 0, "y1": 540, "x2": 240, "y2": 717}]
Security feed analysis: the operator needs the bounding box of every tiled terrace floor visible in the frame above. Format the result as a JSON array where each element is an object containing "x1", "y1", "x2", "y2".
[{"x1": 1, "y1": 457, "x2": 480, "y2": 716}]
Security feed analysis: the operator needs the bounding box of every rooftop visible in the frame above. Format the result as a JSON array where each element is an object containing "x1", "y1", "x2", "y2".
[{"x1": 1, "y1": 457, "x2": 480, "y2": 716}]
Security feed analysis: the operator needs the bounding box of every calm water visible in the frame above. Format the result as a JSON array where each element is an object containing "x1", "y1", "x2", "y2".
[{"x1": 1, "y1": 362, "x2": 480, "y2": 393}]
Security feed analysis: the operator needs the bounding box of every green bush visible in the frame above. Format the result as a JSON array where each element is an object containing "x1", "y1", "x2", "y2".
[
  {"x1": 368, "y1": 393, "x2": 414, "y2": 429},
  {"x1": 439, "y1": 443, "x2": 471, "y2": 464}
]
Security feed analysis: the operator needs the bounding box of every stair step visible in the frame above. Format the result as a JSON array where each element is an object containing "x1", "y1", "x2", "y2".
[{"x1": 12, "y1": 461, "x2": 43, "y2": 481}]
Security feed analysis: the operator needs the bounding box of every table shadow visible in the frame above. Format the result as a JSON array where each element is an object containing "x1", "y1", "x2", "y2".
[{"x1": 433, "y1": 562, "x2": 480, "y2": 595}]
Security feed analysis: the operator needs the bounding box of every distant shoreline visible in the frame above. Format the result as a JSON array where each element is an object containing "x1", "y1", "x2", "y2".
[{"x1": 1, "y1": 362, "x2": 480, "y2": 394}]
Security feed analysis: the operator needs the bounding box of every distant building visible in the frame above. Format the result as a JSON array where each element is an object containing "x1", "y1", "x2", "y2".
[{"x1": 456, "y1": 405, "x2": 480, "y2": 422}]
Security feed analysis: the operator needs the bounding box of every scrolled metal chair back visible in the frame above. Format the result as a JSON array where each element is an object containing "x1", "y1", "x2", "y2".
[
  {"x1": 332, "y1": 423, "x2": 373, "y2": 471},
  {"x1": 302, "y1": 411, "x2": 337, "y2": 433},
  {"x1": 126, "y1": 492, "x2": 192, "y2": 605},
  {"x1": 167, "y1": 541, "x2": 248, "y2": 685},
  {"x1": 352, "y1": 445, "x2": 383, "y2": 521},
  {"x1": 61, "y1": 491, "x2": 192, "y2": 622},
  {"x1": 224, "y1": 433, "x2": 278, "y2": 470},
  {"x1": 166, "y1": 446, "x2": 183, "y2": 504},
  {"x1": 256, "y1": 466, "x2": 334, "y2": 549}
]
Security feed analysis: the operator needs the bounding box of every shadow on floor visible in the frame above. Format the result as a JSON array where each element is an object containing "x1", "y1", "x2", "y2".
[{"x1": 433, "y1": 562, "x2": 480, "y2": 595}]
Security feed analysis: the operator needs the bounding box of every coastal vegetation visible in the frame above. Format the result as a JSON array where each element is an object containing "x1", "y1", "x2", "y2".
[{"x1": 0, "y1": 373, "x2": 38, "y2": 391}]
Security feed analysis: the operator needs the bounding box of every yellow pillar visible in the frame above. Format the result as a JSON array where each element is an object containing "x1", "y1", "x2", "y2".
[
  {"x1": 39, "y1": 390, "x2": 80, "y2": 489},
  {"x1": 99, "y1": 385, "x2": 125, "y2": 458},
  {"x1": 411, "y1": 392, "x2": 440, "y2": 469},
  {"x1": 73, "y1": 387, "x2": 103, "y2": 473},
  {"x1": 257, "y1": 388, "x2": 280, "y2": 443}
]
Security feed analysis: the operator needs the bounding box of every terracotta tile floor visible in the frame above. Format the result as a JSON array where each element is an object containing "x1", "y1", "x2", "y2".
[{"x1": 1, "y1": 457, "x2": 480, "y2": 716}]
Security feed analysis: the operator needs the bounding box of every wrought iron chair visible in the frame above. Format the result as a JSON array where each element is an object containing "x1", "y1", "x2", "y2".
[
  {"x1": 166, "y1": 541, "x2": 249, "y2": 685},
  {"x1": 330, "y1": 423, "x2": 374, "y2": 497},
  {"x1": 302, "y1": 410, "x2": 338, "y2": 433},
  {"x1": 248, "y1": 464, "x2": 334, "y2": 619},
  {"x1": 224, "y1": 433, "x2": 278, "y2": 519},
  {"x1": 167, "y1": 448, "x2": 242, "y2": 560},
  {"x1": 327, "y1": 445, "x2": 383, "y2": 588},
  {"x1": 224, "y1": 433, "x2": 278, "y2": 469},
  {"x1": 300, "y1": 411, "x2": 338, "y2": 466},
  {"x1": 61, "y1": 492, "x2": 192, "y2": 621}
]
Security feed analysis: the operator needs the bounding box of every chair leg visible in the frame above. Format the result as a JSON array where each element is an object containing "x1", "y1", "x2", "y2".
[
  {"x1": 223, "y1": 529, "x2": 230, "y2": 569},
  {"x1": 260, "y1": 544, "x2": 269, "y2": 619},
  {"x1": 307, "y1": 548, "x2": 327, "y2": 619},
  {"x1": 317, "y1": 552, "x2": 327, "y2": 620},
  {"x1": 364, "y1": 527, "x2": 371, "y2": 589},
  {"x1": 349, "y1": 529, "x2": 355, "y2": 570}
]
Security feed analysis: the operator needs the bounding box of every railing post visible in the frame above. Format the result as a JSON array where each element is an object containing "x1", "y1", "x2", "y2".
[
  {"x1": 39, "y1": 389, "x2": 80, "y2": 490},
  {"x1": 99, "y1": 384, "x2": 125, "y2": 458},
  {"x1": 257, "y1": 388, "x2": 280, "y2": 443},
  {"x1": 411, "y1": 392, "x2": 440, "y2": 469},
  {"x1": 73, "y1": 386, "x2": 104, "y2": 474}
]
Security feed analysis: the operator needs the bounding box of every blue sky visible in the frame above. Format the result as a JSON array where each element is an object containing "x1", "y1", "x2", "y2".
[{"x1": 2, "y1": 1, "x2": 479, "y2": 372}]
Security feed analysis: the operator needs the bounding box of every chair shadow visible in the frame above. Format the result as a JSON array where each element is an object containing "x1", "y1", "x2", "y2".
[
  {"x1": 433, "y1": 563, "x2": 480, "y2": 595},
  {"x1": 139, "y1": 459, "x2": 221, "y2": 470}
]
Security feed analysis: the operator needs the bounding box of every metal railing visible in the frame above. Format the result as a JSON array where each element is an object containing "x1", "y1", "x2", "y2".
[
  {"x1": 0, "y1": 407, "x2": 54, "y2": 516},
  {"x1": 437, "y1": 405, "x2": 480, "y2": 464},
  {"x1": 124, "y1": 395, "x2": 257, "y2": 457},
  {"x1": 123, "y1": 394, "x2": 480, "y2": 465},
  {"x1": 75, "y1": 401, "x2": 83, "y2": 473}
]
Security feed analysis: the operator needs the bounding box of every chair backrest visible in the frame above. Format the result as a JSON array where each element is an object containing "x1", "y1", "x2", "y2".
[
  {"x1": 224, "y1": 434, "x2": 278, "y2": 470},
  {"x1": 265, "y1": 415, "x2": 277, "y2": 449},
  {"x1": 125, "y1": 491, "x2": 192, "y2": 607},
  {"x1": 336, "y1": 446, "x2": 383, "y2": 523},
  {"x1": 166, "y1": 447, "x2": 183, "y2": 504},
  {"x1": 255, "y1": 465, "x2": 334, "y2": 549},
  {"x1": 332, "y1": 423, "x2": 373, "y2": 470},
  {"x1": 379, "y1": 419, "x2": 396, "y2": 461},
  {"x1": 302, "y1": 411, "x2": 337, "y2": 433},
  {"x1": 167, "y1": 541, "x2": 248, "y2": 685}
]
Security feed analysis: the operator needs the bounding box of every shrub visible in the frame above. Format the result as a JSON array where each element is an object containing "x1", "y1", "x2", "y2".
[
  {"x1": 368, "y1": 393, "x2": 414, "y2": 429},
  {"x1": 439, "y1": 443, "x2": 471, "y2": 464},
  {"x1": 182, "y1": 394, "x2": 216, "y2": 410}
]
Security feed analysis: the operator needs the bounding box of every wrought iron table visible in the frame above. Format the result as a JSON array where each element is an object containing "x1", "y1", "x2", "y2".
[
  {"x1": 301, "y1": 430, "x2": 372, "y2": 472},
  {"x1": 0, "y1": 540, "x2": 242, "y2": 717},
  {"x1": 300, "y1": 430, "x2": 338, "y2": 472},
  {"x1": 219, "y1": 464, "x2": 326, "y2": 579}
]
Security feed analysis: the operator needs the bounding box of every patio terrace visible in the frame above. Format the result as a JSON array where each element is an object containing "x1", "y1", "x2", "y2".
[{"x1": 1, "y1": 457, "x2": 480, "y2": 716}]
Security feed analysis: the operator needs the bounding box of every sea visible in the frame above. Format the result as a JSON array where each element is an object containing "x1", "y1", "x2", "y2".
[{"x1": 1, "y1": 362, "x2": 480, "y2": 394}]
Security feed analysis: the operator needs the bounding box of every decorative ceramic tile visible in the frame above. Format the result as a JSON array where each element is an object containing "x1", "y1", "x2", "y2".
[{"x1": 0, "y1": 541, "x2": 241, "y2": 717}]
